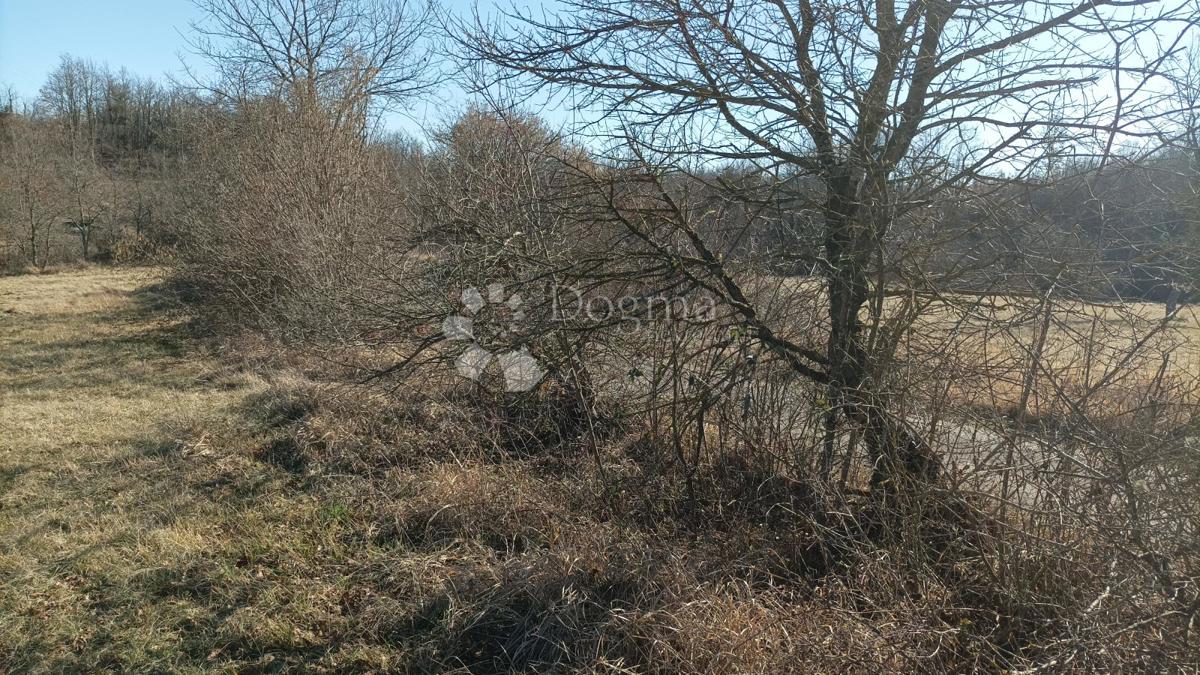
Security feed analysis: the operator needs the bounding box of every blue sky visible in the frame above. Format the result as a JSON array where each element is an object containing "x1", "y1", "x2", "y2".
[
  {"x1": 0, "y1": 1, "x2": 210, "y2": 98},
  {"x1": 0, "y1": 0, "x2": 1177, "y2": 153},
  {"x1": 0, "y1": 0, "x2": 549, "y2": 137}
]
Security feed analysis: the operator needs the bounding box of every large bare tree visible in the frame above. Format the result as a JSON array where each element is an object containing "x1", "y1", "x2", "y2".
[
  {"x1": 171, "y1": 0, "x2": 437, "y2": 329},
  {"x1": 458, "y1": 0, "x2": 1197, "y2": 488},
  {"x1": 189, "y1": 0, "x2": 437, "y2": 127}
]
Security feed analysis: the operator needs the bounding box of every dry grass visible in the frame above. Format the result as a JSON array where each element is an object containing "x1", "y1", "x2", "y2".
[
  {"x1": 0, "y1": 267, "x2": 346, "y2": 671},
  {"x1": 895, "y1": 294, "x2": 1200, "y2": 422},
  {"x1": 0, "y1": 267, "x2": 830, "y2": 672},
  {"x1": 750, "y1": 276, "x2": 1200, "y2": 425},
  {"x1": 1, "y1": 267, "x2": 1193, "y2": 672}
]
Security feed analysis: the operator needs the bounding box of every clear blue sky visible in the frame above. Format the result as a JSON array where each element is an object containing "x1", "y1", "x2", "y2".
[
  {"x1": 0, "y1": 1, "x2": 210, "y2": 99},
  {"x1": 0, "y1": 0, "x2": 556, "y2": 137}
]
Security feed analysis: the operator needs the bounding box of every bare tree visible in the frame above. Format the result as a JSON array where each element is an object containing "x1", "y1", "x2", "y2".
[
  {"x1": 0, "y1": 116, "x2": 65, "y2": 269},
  {"x1": 39, "y1": 56, "x2": 103, "y2": 163},
  {"x1": 170, "y1": 0, "x2": 437, "y2": 330},
  {"x1": 39, "y1": 57, "x2": 111, "y2": 262},
  {"x1": 458, "y1": 0, "x2": 1197, "y2": 489},
  {"x1": 188, "y1": 0, "x2": 437, "y2": 129}
]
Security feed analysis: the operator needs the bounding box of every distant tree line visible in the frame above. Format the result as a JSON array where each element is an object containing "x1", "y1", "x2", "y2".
[
  {"x1": 0, "y1": 56, "x2": 194, "y2": 270},
  {"x1": 3, "y1": 55, "x2": 1195, "y2": 307}
]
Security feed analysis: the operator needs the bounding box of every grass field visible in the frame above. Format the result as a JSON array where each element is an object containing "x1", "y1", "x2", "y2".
[
  {"x1": 0, "y1": 269, "x2": 808, "y2": 672},
  {"x1": 0, "y1": 268, "x2": 918, "y2": 673},
  {"x1": 1, "y1": 267, "x2": 1193, "y2": 672},
  {"x1": 754, "y1": 276, "x2": 1200, "y2": 421},
  {"x1": 0, "y1": 268, "x2": 366, "y2": 671}
]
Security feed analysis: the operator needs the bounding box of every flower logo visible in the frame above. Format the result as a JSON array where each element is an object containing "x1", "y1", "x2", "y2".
[{"x1": 441, "y1": 284, "x2": 545, "y2": 392}]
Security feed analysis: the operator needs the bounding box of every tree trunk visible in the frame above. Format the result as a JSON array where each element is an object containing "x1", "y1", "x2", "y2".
[
  {"x1": 28, "y1": 206, "x2": 38, "y2": 269},
  {"x1": 823, "y1": 175, "x2": 940, "y2": 489}
]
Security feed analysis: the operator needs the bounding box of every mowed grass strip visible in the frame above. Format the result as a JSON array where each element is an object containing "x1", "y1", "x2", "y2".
[{"x1": 0, "y1": 268, "x2": 371, "y2": 672}]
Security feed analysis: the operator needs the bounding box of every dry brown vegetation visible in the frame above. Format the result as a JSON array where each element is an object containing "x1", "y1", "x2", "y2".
[
  {"x1": 1, "y1": 268, "x2": 1195, "y2": 672},
  {"x1": 894, "y1": 294, "x2": 1200, "y2": 422},
  {"x1": 5, "y1": 0, "x2": 1200, "y2": 671}
]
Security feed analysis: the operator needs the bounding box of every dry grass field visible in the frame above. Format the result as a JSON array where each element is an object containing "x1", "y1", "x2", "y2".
[
  {"x1": 898, "y1": 294, "x2": 1200, "y2": 425},
  {"x1": 0, "y1": 270, "x2": 825, "y2": 672},
  {"x1": 0, "y1": 268, "x2": 363, "y2": 671},
  {"x1": 1, "y1": 267, "x2": 1194, "y2": 672},
  {"x1": 764, "y1": 276, "x2": 1200, "y2": 421}
]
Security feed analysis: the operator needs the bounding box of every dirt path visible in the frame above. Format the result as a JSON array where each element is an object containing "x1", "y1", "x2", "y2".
[{"x1": 0, "y1": 268, "x2": 340, "y2": 672}]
